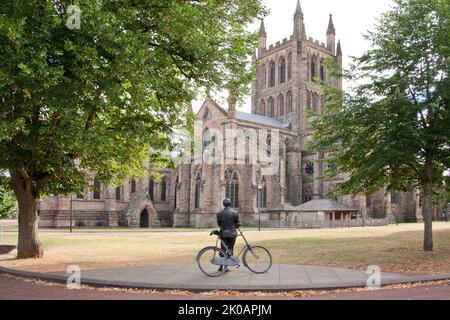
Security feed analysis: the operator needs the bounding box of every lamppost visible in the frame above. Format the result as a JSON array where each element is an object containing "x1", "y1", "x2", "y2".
[
  {"x1": 258, "y1": 184, "x2": 263, "y2": 232},
  {"x1": 256, "y1": 168, "x2": 263, "y2": 232},
  {"x1": 69, "y1": 194, "x2": 73, "y2": 234}
]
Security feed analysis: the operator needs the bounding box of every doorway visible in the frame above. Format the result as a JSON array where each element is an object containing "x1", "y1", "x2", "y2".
[{"x1": 140, "y1": 209, "x2": 149, "y2": 228}]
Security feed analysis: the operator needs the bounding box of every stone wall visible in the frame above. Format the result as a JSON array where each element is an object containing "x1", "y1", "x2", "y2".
[{"x1": 38, "y1": 210, "x2": 119, "y2": 228}]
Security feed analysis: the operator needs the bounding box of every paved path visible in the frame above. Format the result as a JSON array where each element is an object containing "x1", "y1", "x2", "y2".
[
  {"x1": 1, "y1": 274, "x2": 449, "y2": 300},
  {"x1": 58, "y1": 264, "x2": 444, "y2": 291},
  {"x1": 2, "y1": 264, "x2": 450, "y2": 292}
]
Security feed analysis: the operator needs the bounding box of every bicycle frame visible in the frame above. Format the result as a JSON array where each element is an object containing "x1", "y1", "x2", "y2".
[
  {"x1": 197, "y1": 228, "x2": 271, "y2": 276},
  {"x1": 214, "y1": 228, "x2": 258, "y2": 262}
]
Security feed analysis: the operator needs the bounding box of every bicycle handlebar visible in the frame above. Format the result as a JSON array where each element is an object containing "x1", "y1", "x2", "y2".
[
  {"x1": 210, "y1": 228, "x2": 244, "y2": 237},
  {"x1": 210, "y1": 228, "x2": 250, "y2": 246}
]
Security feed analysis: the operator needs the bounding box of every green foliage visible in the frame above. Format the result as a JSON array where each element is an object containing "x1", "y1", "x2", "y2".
[
  {"x1": 435, "y1": 174, "x2": 450, "y2": 207},
  {"x1": 0, "y1": 0, "x2": 266, "y2": 195},
  {"x1": 308, "y1": 0, "x2": 450, "y2": 198},
  {"x1": 0, "y1": 183, "x2": 16, "y2": 219}
]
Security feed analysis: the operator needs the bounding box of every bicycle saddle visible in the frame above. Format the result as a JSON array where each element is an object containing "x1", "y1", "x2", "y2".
[{"x1": 210, "y1": 230, "x2": 220, "y2": 236}]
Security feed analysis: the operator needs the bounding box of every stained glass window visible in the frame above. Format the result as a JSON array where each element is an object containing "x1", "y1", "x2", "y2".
[{"x1": 225, "y1": 169, "x2": 239, "y2": 208}]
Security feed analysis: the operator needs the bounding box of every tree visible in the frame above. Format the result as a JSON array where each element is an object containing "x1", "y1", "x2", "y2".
[
  {"x1": 309, "y1": 0, "x2": 449, "y2": 251},
  {"x1": 0, "y1": 0, "x2": 266, "y2": 258}
]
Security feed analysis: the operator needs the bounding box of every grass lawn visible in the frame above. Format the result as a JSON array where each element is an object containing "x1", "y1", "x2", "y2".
[{"x1": 1, "y1": 221, "x2": 450, "y2": 275}]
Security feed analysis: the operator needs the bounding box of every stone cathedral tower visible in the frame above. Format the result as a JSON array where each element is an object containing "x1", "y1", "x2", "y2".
[{"x1": 251, "y1": 0, "x2": 343, "y2": 205}]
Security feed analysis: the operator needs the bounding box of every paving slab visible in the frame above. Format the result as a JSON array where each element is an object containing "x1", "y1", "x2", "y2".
[
  {"x1": 249, "y1": 264, "x2": 281, "y2": 287},
  {"x1": 279, "y1": 264, "x2": 311, "y2": 287},
  {"x1": 1, "y1": 264, "x2": 449, "y2": 292},
  {"x1": 66, "y1": 264, "x2": 431, "y2": 291}
]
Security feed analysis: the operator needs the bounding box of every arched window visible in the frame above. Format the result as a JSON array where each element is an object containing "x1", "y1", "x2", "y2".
[
  {"x1": 148, "y1": 178, "x2": 154, "y2": 201},
  {"x1": 391, "y1": 192, "x2": 400, "y2": 205},
  {"x1": 203, "y1": 129, "x2": 211, "y2": 150},
  {"x1": 320, "y1": 61, "x2": 325, "y2": 82},
  {"x1": 311, "y1": 56, "x2": 317, "y2": 81},
  {"x1": 268, "y1": 97, "x2": 275, "y2": 118},
  {"x1": 260, "y1": 64, "x2": 266, "y2": 89},
  {"x1": 278, "y1": 94, "x2": 285, "y2": 116},
  {"x1": 131, "y1": 179, "x2": 137, "y2": 195},
  {"x1": 160, "y1": 178, "x2": 167, "y2": 201},
  {"x1": 279, "y1": 57, "x2": 286, "y2": 84},
  {"x1": 225, "y1": 169, "x2": 239, "y2": 208},
  {"x1": 266, "y1": 133, "x2": 272, "y2": 157},
  {"x1": 93, "y1": 177, "x2": 101, "y2": 199},
  {"x1": 307, "y1": 54, "x2": 311, "y2": 80},
  {"x1": 303, "y1": 187, "x2": 313, "y2": 203},
  {"x1": 286, "y1": 91, "x2": 293, "y2": 114},
  {"x1": 257, "y1": 178, "x2": 267, "y2": 208},
  {"x1": 115, "y1": 186, "x2": 121, "y2": 200},
  {"x1": 269, "y1": 61, "x2": 276, "y2": 87},
  {"x1": 194, "y1": 172, "x2": 202, "y2": 209},
  {"x1": 287, "y1": 53, "x2": 292, "y2": 81},
  {"x1": 203, "y1": 108, "x2": 212, "y2": 121},
  {"x1": 259, "y1": 100, "x2": 266, "y2": 116}
]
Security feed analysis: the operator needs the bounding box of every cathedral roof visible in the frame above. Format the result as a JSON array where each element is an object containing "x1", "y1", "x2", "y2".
[
  {"x1": 201, "y1": 97, "x2": 290, "y2": 129},
  {"x1": 294, "y1": 199, "x2": 358, "y2": 212},
  {"x1": 235, "y1": 111, "x2": 288, "y2": 129}
]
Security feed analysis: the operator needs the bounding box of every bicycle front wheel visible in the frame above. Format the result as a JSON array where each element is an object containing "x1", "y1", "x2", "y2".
[
  {"x1": 196, "y1": 246, "x2": 227, "y2": 278},
  {"x1": 243, "y1": 246, "x2": 272, "y2": 274}
]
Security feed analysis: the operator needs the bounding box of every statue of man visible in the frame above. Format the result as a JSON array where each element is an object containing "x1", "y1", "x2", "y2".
[{"x1": 216, "y1": 198, "x2": 240, "y2": 272}]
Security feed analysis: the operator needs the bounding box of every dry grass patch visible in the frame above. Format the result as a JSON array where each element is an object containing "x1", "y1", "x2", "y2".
[{"x1": 1, "y1": 222, "x2": 450, "y2": 275}]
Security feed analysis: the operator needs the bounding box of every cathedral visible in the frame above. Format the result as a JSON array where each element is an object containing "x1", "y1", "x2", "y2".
[{"x1": 38, "y1": 2, "x2": 423, "y2": 229}]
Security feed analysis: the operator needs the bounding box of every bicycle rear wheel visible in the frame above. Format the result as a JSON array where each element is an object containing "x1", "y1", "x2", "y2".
[
  {"x1": 243, "y1": 246, "x2": 272, "y2": 274},
  {"x1": 196, "y1": 246, "x2": 227, "y2": 277}
]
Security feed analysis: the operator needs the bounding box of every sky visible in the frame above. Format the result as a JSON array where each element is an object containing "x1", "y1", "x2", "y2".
[{"x1": 192, "y1": 0, "x2": 394, "y2": 113}]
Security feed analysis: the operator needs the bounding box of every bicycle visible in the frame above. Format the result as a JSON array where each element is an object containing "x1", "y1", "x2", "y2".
[{"x1": 196, "y1": 228, "x2": 272, "y2": 277}]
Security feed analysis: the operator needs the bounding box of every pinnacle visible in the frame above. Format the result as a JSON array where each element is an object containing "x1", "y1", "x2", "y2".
[
  {"x1": 259, "y1": 19, "x2": 266, "y2": 37},
  {"x1": 295, "y1": 0, "x2": 303, "y2": 18},
  {"x1": 327, "y1": 14, "x2": 335, "y2": 35},
  {"x1": 336, "y1": 40, "x2": 342, "y2": 56}
]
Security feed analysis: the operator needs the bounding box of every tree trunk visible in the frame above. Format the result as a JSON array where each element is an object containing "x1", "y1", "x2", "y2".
[
  {"x1": 422, "y1": 157, "x2": 434, "y2": 252},
  {"x1": 10, "y1": 170, "x2": 44, "y2": 259}
]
